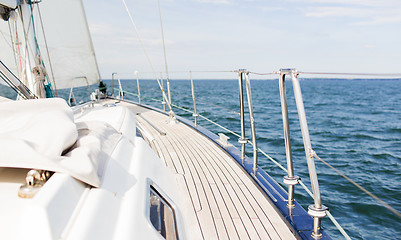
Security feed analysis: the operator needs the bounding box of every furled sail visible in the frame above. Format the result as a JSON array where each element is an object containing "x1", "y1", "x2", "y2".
[{"x1": 0, "y1": 0, "x2": 100, "y2": 90}]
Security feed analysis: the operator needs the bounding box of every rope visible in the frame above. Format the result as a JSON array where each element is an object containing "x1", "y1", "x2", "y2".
[{"x1": 314, "y1": 153, "x2": 401, "y2": 220}]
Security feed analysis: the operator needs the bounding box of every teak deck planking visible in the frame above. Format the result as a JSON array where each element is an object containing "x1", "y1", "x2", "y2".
[{"x1": 122, "y1": 102, "x2": 296, "y2": 240}]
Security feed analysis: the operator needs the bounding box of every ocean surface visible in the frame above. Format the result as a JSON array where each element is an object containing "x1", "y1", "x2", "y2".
[{"x1": 1, "y1": 78, "x2": 400, "y2": 239}]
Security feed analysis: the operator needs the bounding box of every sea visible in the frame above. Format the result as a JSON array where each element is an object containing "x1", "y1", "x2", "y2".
[{"x1": 1, "y1": 78, "x2": 400, "y2": 240}]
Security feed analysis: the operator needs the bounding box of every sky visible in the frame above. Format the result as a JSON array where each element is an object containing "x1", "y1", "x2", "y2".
[{"x1": 83, "y1": 0, "x2": 401, "y2": 79}]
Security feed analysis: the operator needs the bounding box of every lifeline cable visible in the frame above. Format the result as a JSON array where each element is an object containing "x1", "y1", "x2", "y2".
[
  {"x1": 314, "y1": 153, "x2": 401, "y2": 220},
  {"x1": 300, "y1": 71, "x2": 401, "y2": 77}
]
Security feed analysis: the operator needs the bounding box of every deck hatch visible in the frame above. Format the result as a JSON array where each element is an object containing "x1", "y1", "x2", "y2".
[{"x1": 149, "y1": 185, "x2": 177, "y2": 240}]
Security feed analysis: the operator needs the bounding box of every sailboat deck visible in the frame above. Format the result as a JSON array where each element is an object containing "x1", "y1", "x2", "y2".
[{"x1": 120, "y1": 101, "x2": 296, "y2": 240}]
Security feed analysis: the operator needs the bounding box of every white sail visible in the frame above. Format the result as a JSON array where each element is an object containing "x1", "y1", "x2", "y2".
[
  {"x1": 0, "y1": 0, "x2": 100, "y2": 90},
  {"x1": 36, "y1": 0, "x2": 100, "y2": 89}
]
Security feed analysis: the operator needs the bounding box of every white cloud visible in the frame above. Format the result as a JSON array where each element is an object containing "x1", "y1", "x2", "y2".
[
  {"x1": 305, "y1": 7, "x2": 371, "y2": 18},
  {"x1": 354, "y1": 15, "x2": 401, "y2": 26},
  {"x1": 289, "y1": 0, "x2": 401, "y2": 8},
  {"x1": 364, "y1": 44, "x2": 377, "y2": 49},
  {"x1": 194, "y1": 0, "x2": 231, "y2": 4},
  {"x1": 299, "y1": 0, "x2": 401, "y2": 26}
]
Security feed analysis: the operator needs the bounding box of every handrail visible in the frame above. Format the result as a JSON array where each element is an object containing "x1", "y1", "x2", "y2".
[
  {"x1": 244, "y1": 71, "x2": 258, "y2": 175},
  {"x1": 279, "y1": 69, "x2": 328, "y2": 239},
  {"x1": 112, "y1": 72, "x2": 116, "y2": 97},
  {"x1": 110, "y1": 73, "x2": 124, "y2": 100},
  {"x1": 135, "y1": 71, "x2": 141, "y2": 104},
  {"x1": 278, "y1": 70, "x2": 300, "y2": 209},
  {"x1": 189, "y1": 71, "x2": 199, "y2": 127},
  {"x1": 237, "y1": 70, "x2": 248, "y2": 163},
  {"x1": 68, "y1": 86, "x2": 76, "y2": 106}
]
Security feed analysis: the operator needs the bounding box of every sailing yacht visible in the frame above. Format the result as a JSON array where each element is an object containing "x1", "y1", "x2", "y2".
[{"x1": 0, "y1": 0, "x2": 331, "y2": 239}]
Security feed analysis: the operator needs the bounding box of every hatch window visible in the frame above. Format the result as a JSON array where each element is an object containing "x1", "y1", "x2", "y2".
[{"x1": 149, "y1": 185, "x2": 177, "y2": 239}]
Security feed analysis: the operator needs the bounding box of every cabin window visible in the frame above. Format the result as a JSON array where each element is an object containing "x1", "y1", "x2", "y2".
[{"x1": 149, "y1": 185, "x2": 177, "y2": 240}]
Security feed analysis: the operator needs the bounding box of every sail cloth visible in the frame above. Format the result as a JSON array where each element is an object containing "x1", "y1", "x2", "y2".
[
  {"x1": 0, "y1": 0, "x2": 100, "y2": 89},
  {"x1": 0, "y1": 98, "x2": 121, "y2": 187},
  {"x1": 35, "y1": 0, "x2": 100, "y2": 89}
]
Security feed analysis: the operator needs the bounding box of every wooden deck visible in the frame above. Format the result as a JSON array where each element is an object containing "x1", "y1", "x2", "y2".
[{"x1": 122, "y1": 102, "x2": 296, "y2": 240}]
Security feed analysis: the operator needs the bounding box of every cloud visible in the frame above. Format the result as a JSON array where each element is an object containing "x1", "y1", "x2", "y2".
[
  {"x1": 354, "y1": 15, "x2": 401, "y2": 26},
  {"x1": 289, "y1": 0, "x2": 401, "y2": 8},
  {"x1": 305, "y1": 6, "x2": 371, "y2": 18},
  {"x1": 299, "y1": 0, "x2": 401, "y2": 26},
  {"x1": 194, "y1": 0, "x2": 231, "y2": 4},
  {"x1": 364, "y1": 44, "x2": 377, "y2": 49}
]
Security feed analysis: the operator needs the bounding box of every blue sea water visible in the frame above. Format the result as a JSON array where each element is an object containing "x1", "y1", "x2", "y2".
[{"x1": 1, "y1": 78, "x2": 400, "y2": 239}]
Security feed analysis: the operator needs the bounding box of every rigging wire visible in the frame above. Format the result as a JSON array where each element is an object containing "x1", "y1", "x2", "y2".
[
  {"x1": 7, "y1": 21, "x2": 20, "y2": 77},
  {"x1": 1, "y1": 24, "x2": 13, "y2": 49},
  {"x1": 37, "y1": 4, "x2": 57, "y2": 96},
  {"x1": 121, "y1": 0, "x2": 174, "y2": 115},
  {"x1": 29, "y1": 2, "x2": 54, "y2": 97},
  {"x1": 158, "y1": 0, "x2": 171, "y2": 104},
  {"x1": 19, "y1": 4, "x2": 35, "y2": 68}
]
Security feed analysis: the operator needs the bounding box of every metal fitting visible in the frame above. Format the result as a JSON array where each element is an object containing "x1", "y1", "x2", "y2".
[
  {"x1": 309, "y1": 149, "x2": 316, "y2": 159},
  {"x1": 19, "y1": 170, "x2": 53, "y2": 198},
  {"x1": 283, "y1": 175, "x2": 300, "y2": 186},
  {"x1": 279, "y1": 68, "x2": 297, "y2": 75},
  {"x1": 308, "y1": 204, "x2": 329, "y2": 218},
  {"x1": 238, "y1": 138, "x2": 248, "y2": 144}
]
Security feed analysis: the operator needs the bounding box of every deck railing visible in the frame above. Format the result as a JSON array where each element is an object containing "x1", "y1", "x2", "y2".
[
  {"x1": 112, "y1": 70, "x2": 357, "y2": 240},
  {"x1": 279, "y1": 69, "x2": 328, "y2": 238},
  {"x1": 238, "y1": 69, "x2": 258, "y2": 175}
]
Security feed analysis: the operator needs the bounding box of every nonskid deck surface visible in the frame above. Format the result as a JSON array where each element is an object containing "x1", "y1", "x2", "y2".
[{"x1": 120, "y1": 101, "x2": 296, "y2": 240}]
